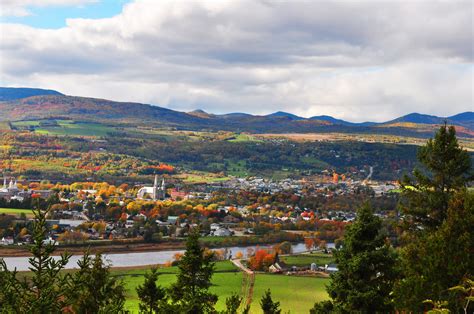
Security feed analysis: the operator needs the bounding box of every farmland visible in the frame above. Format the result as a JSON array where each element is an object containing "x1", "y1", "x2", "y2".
[{"x1": 113, "y1": 261, "x2": 330, "y2": 313}]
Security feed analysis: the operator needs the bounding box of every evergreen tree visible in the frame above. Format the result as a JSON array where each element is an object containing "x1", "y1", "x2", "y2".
[
  {"x1": 394, "y1": 124, "x2": 473, "y2": 312},
  {"x1": 260, "y1": 289, "x2": 281, "y2": 314},
  {"x1": 136, "y1": 267, "x2": 168, "y2": 313},
  {"x1": 0, "y1": 208, "x2": 71, "y2": 313},
  {"x1": 221, "y1": 294, "x2": 243, "y2": 314},
  {"x1": 169, "y1": 229, "x2": 217, "y2": 313},
  {"x1": 393, "y1": 190, "x2": 474, "y2": 312},
  {"x1": 313, "y1": 204, "x2": 398, "y2": 313},
  {"x1": 401, "y1": 123, "x2": 472, "y2": 229},
  {"x1": 65, "y1": 252, "x2": 126, "y2": 313}
]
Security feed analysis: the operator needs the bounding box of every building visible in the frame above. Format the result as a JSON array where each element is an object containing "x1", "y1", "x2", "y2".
[
  {"x1": 0, "y1": 177, "x2": 27, "y2": 201},
  {"x1": 137, "y1": 175, "x2": 166, "y2": 200}
]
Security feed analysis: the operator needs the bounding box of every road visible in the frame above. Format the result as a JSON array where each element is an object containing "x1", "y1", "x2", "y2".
[{"x1": 231, "y1": 259, "x2": 255, "y2": 309}]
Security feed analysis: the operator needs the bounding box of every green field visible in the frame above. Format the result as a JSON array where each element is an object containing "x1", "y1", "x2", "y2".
[
  {"x1": 114, "y1": 261, "x2": 329, "y2": 313},
  {"x1": 0, "y1": 208, "x2": 34, "y2": 217},
  {"x1": 11, "y1": 119, "x2": 116, "y2": 137}
]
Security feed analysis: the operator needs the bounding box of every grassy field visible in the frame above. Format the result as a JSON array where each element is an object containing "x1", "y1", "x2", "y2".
[
  {"x1": 114, "y1": 261, "x2": 329, "y2": 313},
  {"x1": 35, "y1": 121, "x2": 115, "y2": 137},
  {"x1": 281, "y1": 252, "x2": 335, "y2": 267},
  {"x1": 0, "y1": 208, "x2": 34, "y2": 217},
  {"x1": 227, "y1": 133, "x2": 262, "y2": 143},
  {"x1": 177, "y1": 172, "x2": 230, "y2": 184}
]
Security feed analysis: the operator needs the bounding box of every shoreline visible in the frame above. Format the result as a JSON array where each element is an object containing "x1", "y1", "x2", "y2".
[{"x1": 0, "y1": 242, "x2": 186, "y2": 257}]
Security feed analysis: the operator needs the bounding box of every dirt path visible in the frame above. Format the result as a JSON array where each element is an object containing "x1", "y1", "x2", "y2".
[{"x1": 232, "y1": 259, "x2": 255, "y2": 309}]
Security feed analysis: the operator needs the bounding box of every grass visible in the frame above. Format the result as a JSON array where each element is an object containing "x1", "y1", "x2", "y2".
[
  {"x1": 0, "y1": 208, "x2": 34, "y2": 217},
  {"x1": 178, "y1": 172, "x2": 230, "y2": 184},
  {"x1": 113, "y1": 261, "x2": 329, "y2": 313},
  {"x1": 251, "y1": 275, "x2": 329, "y2": 313},
  {"x1": 281, "y1": 252, "x2": 335, "y2": 267},
  {"x1": 35, "y1": 121, "x2": 115, "y2": 137},
  {"x1": 227, "y1": 133, "x2": 262, "y2": 143}
]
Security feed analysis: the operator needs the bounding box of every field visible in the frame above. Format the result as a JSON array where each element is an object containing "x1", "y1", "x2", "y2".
[
  {"x1": 0, "y1": 208, "x2": 34, "y2": 217},
  {"x1": 11, "y1": 119, "x2": 116, "y2": 137},
  {"x1": 114, "y1": 261, "x2": 329, "y2": 313}
]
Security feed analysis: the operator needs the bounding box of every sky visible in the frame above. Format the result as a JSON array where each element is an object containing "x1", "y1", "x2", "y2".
[{"x1": 0, "y1": 0, "x2": 472, "y2": 122}]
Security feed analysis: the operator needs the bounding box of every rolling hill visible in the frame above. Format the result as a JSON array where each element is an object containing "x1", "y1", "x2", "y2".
[{"x1": 0, "y1": 87, "x2": 63, "y2": 101}]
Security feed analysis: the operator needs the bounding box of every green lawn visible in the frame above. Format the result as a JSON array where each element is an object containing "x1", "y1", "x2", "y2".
[
  {"x1": 0, "y1": 208, "x2": 34, "y2": 217},
  {"x1": 281, "y1": 253, "x2": 335, "y2": 268},
  {"x1": 251, "y1": 275, "x2": 329, "y2": 313},
  {"x1": 114, "y1": 261, "x2": 329, "y2": 313}
]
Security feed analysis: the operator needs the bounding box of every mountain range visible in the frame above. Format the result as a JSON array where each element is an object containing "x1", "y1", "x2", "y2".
[{"x1": 0, "y1": 87, "x2": 472, "y2": 137}]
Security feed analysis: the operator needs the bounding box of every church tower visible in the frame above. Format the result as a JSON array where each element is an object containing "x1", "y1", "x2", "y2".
[{"x1": 152, "y1": 174, "x2": 158, "y2": 200}]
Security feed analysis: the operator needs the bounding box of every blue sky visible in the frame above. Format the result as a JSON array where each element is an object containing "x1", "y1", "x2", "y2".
[
  {"x1": 0, "y1": 0, "x2": 472, "y2": 121},
  {"x1": 1, "y1": 0, "x2": 130, "y2": 29}
]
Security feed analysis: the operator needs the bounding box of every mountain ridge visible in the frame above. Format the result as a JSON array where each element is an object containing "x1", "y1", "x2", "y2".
[{"x1": 0, "y1": 87, "x2": 472, "y2": 136}]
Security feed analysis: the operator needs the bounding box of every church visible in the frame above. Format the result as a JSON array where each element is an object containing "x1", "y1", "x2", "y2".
[{"x1": 137, "y1": 175, "x2": 166, "y2": 200}]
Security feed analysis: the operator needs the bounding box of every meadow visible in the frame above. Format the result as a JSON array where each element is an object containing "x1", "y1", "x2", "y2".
[
  {"x1": 113, "y1": 261, "x2": 329, "y2": 313},
  {"x1": 0, "y1": 208, "x2": 34, "y2": 218}
]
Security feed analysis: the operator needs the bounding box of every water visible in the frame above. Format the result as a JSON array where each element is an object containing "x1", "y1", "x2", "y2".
[{"x1": 1, "y1": 242, "x2": 334, "y2": 271}]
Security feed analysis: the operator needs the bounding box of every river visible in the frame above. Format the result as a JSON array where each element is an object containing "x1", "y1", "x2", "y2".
[{"x1": 1, "y1": 242, "x2": 334, "y2": 271}]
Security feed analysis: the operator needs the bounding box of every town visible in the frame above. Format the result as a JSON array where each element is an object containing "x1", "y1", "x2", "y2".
[{"x1": 0, "y1": 172, "x2": 399, "y2": 249}]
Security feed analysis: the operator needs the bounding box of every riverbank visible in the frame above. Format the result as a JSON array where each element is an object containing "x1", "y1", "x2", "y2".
[
  {"x1": 0, "y1": 241, "x2": 186, "y2": 257},
  {"x1": 0, "y1": 233, "x2": 304, "y2": 257}
]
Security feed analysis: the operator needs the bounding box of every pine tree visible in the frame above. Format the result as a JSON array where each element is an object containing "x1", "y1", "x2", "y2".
[
  {"x1": 222, "y1": 294, "x2": 243, "y2": 314},
  {"x1": 393, "y1": 190, "x2": 474, "y2": 312},
  {"x1": 65, "y1": 252, "x2": 126, "y2": 313},
  {"x1": 312, "y1": 204, "x2": 398, "y2": 313},
  {"x1": 0, "y1": 208, "x2": 71, "y2": 313},
  {"x1": 136, "y1": 267, "x2": 168, "y2": 313},
  {"x1": 169, "y1": 228, "x2": 217, "y2": 313},
  {"x1": 260, "y1": 289, "x2": 281, "y2": 314},
  {"x1": 394, "y1": 124, "x2": 474, "y2": 312},
  {"x1": 401, "y1": 123, "x2": 472, "y2": 229}
]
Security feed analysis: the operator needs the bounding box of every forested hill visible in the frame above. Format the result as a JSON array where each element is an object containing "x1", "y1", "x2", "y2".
[
  {"x1": 0, "y1": 88, "x2": 472, "y2": 137},
  {"x1": 0, "y1": 87, "x2": 63, "y2": 101}
]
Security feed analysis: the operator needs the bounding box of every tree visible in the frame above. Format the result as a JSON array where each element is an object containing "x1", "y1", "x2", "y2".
[
  {"x1": 0, "y1": 208, "x2": 71, "y2": 313},
  {"x1": 313, "y1": 204, "x2": 398, "y2": 313},
  {"x1": 401, "y1": 123, "x2": 472, "y2": 229},
  {"x1": 136, "y1": 267, "x2": 168, "y2": 313},
  {"x1": 222, "y1": 294, "x2": 243, "y2": 314},
  {"x1": 393, "y1": 190, "x2": 474, "y2": 312},
  {"x1": 260, "y1": 289, "x2": 281, "y2": 314},
  {"x1": 169, "y1": 229, "x2": 217, "y2": 313},
  {"x1": 65, "y1": 252, "x2": 126, "y2": 313},
  {"x1": 394, "y1": 124, "x2": 474, "y2": 312}
]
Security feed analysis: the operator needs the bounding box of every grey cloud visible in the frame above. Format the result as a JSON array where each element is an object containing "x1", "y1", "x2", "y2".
[{"x1": 0, "y1": 0, "x2": 472, "y2": 121}]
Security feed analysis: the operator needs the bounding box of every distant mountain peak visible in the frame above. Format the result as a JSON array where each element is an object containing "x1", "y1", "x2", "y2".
[
  {"x1": 188, "y1": 109, "x2": 214, "y2": 118},
  {"x1": 0, "y1": 87, "x2": 63, "y2": 101},
  {"x1": 267, "y1": 111, "x2": 303, "y2": 120}
]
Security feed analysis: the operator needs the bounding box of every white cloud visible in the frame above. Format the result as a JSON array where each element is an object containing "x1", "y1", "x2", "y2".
[
  {"x1": 0, "y1": 0, "x2": 98, "y2": 17},
  {"x1": 0, "y1": 0, "x2": 472, "y2": 121}
]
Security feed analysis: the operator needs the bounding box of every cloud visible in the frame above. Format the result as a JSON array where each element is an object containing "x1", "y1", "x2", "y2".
[
  {"x1": 0, "y1": 0, "x2": 472, "y2": 121},
  {"x1": 0, "y1": 0, "x2": 98, "y2": 17}
]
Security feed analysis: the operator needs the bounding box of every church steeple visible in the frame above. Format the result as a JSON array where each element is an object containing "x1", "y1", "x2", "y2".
[{"x1": 152, "y1": 174, "x2": 158, "y2": 200}]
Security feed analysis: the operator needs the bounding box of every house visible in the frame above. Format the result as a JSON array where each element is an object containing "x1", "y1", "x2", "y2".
[
  {"x1": 0, "y1": 237, "x2": 14, "y2": 245},
  {"x1": 325, "y1": 264, "x2": 338, "y2": 273},
  {"x1": 210, "y1": 223, "x2": 221, "y2": 231},
  {"x1": 213, "y1": 228, "x2": 233, "y2": 237}
]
